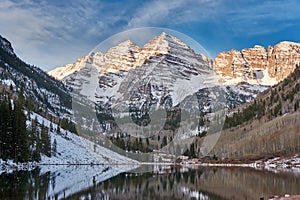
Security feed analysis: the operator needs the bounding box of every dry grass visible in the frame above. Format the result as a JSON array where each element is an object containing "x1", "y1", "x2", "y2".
[{"x1": 203, "y1": 112, "x2": 300, "y2": 160}]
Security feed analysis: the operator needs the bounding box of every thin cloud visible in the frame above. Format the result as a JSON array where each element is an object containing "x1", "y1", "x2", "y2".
[
  {"x1": 127, "y1": 0, "x2": 221, "y2": 28},
  {"x1": 0, "y1": 0, "x2": 107, "y2": 70},
  {"x1": 223, "y1": 0, "x2": 300, "y2": 35}
]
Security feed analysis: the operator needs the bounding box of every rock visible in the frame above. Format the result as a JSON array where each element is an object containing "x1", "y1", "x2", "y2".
[{"x1": 214, "y1": 41, "x2": 300, "y2": 85}]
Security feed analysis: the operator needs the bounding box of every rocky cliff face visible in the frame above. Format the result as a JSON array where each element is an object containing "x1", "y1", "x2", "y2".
[
  {"x1": 49, "y1": 32, "x2": 213, "y2": 107},
  {"x1": 214, "y1": 41, "x2": 300, "y2": 85}
]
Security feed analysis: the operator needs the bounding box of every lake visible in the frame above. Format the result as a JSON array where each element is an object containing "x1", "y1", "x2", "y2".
[{"x1": 1, "y1": 164, "x2": 300, "y2": 200}]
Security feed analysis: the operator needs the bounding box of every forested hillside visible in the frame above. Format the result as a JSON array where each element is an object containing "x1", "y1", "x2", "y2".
[
  {"x1": 210, "y1": 65, "x2": 300, "y2": 160},
  {"x1": 0, "y1": 35, "x2": 71, "y2": 116},
  {"x1": 0, "y1": 87, "x2": 52, "y2": 162},
  {"x1": 224, "y1": 65, "x2": 300, "y2": 129}
]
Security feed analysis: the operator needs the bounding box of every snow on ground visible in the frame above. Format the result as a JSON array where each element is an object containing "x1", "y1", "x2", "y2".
[
  {"x1": 1, "y1": 110, "x2": 139, "y2": 174},
  {"x1": 27, "y1": 112, "x2": 139, "y2": 165},
  {"x1": 258, "y1": 155, "x2": 300, "y2": 174},
  {"x1": 191, "y1": 155, "x2": 300, "y2": 175},
  {"x1": 1, "y1": 111, "x2": 140, "y2": 197},
  {"x1": 170, "y1": 73, "x2": 214, "y2": 106},
  {"x1": 220, "y1": 68, "x2": 278, "y2": 86},
  {"x1": 181, "y1": 187, "x2": 209, "y2": 200},
  {"x1": 1, "y1": 79, "x2": 15, "y2": 87}
]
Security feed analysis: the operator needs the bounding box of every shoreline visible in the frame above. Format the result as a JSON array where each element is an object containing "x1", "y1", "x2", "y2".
[{"x1": 1, "y1": 154, "x2": 300, "y2": 174}]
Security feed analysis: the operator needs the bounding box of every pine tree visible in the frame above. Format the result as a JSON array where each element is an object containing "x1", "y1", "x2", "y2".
[
  {"x1": 14, "y1": 85, "x2": 29, "y2": 162},
  {"x1": 6, "y1": 97, "x2": 14, "y2": 160},
  {"x1": 0, "y1": 94, "x2": 10, "y2": 159},
  {"x1": 41, "y1": 122, "x2": 51, "y2": 157},
  {"x1": 56, "y1": 126, "x2": 60, "y2": 135},
  {"x1": 52, "y1": 139, "x2": 57, "y2": 156},
  {"x1": 161, "y1": 136, "x2": 167, "y2": 148},
  {"x1": 50, "y1": 122, "x2": 53, "y2": 132}
]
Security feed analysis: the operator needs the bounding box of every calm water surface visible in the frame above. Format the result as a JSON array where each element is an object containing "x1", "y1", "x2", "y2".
[{"x1": 1, "y1": 165, "x2": 300, "y2": 200}]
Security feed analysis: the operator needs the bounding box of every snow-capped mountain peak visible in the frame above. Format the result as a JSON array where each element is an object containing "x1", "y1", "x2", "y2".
[
  {"x1": 48, "y1": 33, "x2": 214, "y2": 135},
  {"x1": 49, "y1": 32, "x2": 206, "y2": 81},
  {"x1": 141, "y1": 32, "x2": 190, "y2": 56}
]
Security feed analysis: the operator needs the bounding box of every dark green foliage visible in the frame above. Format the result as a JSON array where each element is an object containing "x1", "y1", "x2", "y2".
[
  {"x1": 224, "y1": 65, "x2": 300, "y2": 129},
  {"x1": 41, "y1": 122, "x2": 51, "y2": 157},
  {"x1": 111, "y1": 134, "x2": 152, "y2": 153},
  {"x1": 60, "y1": 118, "x2": 77, "y2": 134},
  {"x1": 183, "y1": 143, "x2": 196, "y2": 158},
  {"x1": 0, "y1": 89, "x2": 30, "y2": 162},
  {"x1": 0, "y1": 45, "x2": 71, "y2": 109},
  {"x1": 56, "y1": 126, "x2": 61, "y2": 134},
  {"x1": 197, "y1": 131, "x2": 207, "y2": 138},
  {"x1": 14, "y1": 85, "x2": 29, "y2": 162},
  {"x1": 113, "y1": 135, "x2": 126, "y2": 150},
  {"x1": 224, "y1": 99, "x2": 266, "y2": 129},
  {"x1": 294, "y1": 101, "x2": 299, "y2": 111},
  {"x1": 0, "y1": 90, "x2": 52, "y2": 162}
]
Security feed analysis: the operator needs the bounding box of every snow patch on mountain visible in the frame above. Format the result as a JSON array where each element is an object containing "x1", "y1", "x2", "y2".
[
  {"x1": 220, "y1": 68, "x2": 278, "y2": 86},
  {"x1": 27, "y1": 112, "x2": 139, "y2": 165}
]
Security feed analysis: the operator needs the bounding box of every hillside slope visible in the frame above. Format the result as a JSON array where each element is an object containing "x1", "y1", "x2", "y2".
[
  {"x1": 0, "y1": 35, "x2": 71, "y2": 116},
  {"x1": 209, "y1": 66, "x2": 300, "y2": 160}
]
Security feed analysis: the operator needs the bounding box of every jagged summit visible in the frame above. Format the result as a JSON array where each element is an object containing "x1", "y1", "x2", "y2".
[
  {"x1": 214, "y1": 41, "x2": 300, "y2": 85},
  {"x1": 108, "y1": 39, "x2": 138, "y2": 51},
  {"x1": 48, "y1": 32, "x2": 201, "y2": 80},
  {"x1": 48, "y1": 32, "x2": 212, "y2": 109}
]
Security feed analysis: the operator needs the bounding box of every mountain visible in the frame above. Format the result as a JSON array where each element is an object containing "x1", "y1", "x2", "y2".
[
  {"x1": 2, "y1": 32, "x2": 300, "y2": 162},
  {"x1": 48, "y1": 33, "x2": 300, "y2": 160},
  {"x1": 214, "y1": 41, "x2": 300, "y2": 85},
  {"x1": 209, "y1": 65, "x2": 300, "y2": 160},
  {"x1": 0, "y1": 35, "x2": 139, "y2": 166},
  {"x1": 49, "y1": 32, "x2": 213, "y2": 107},
  {"x1": 47, "y1": 33, "x2": 271, "y2": 157},
  {"x1": 48, "y1": 33, "x2": 273, "y2": 124},
  {"x1": 0, "y1": 35, "x2": 71, "y2": 116}
]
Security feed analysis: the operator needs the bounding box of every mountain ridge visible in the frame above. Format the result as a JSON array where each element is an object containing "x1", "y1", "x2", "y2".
[
  {"x1": 0, "y1": 35, "x2": 71, "y2": 116},
  {"x1": 2, "y1": 33, "x2": 300, "y2": 161},
  {"x1": 48, "y1": 32, "x2": 211, "y2": 80},
  {"x1": 214, "y1": 41, "x2": 300, "y2": 85},
  {"x1": 49, "y1": 35, "x2": 300, "y2": 90}
]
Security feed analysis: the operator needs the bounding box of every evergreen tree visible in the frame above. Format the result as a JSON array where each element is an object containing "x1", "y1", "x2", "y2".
[
  {"x1": 52, "y1": 139, "x2": 57, "y2": 157},
  {"x1": 56, "y1": 126, "x2": 61, "y2": 135},
  {"x1": 50, "y1": 122, "x2": 53, "y2": 132},
  {"x1": 14, "y1": 85, "x2": 29, "y2": 162},
  {"x1": 41, "y1": 122, "x2": 51, "y2": 157},
  {"x1": 0, "y1": 94, "x2": 10, "y2": 160}
]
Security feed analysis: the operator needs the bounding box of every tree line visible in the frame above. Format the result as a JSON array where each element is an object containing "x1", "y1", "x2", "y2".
[{"x1": 0, "y1": 88, "x2": 52, "y2": 163}]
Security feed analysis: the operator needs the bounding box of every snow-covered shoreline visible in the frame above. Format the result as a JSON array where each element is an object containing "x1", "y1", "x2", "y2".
[
  {"x1": 0, "y1": 159, "x2": 38, "y2": 175},
  {"x1": 0, "y1": 159, "x2": 142, "y2": 176},
  {"x1": 2, "y1": 154, "x2": 300, "y2": 175}
]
